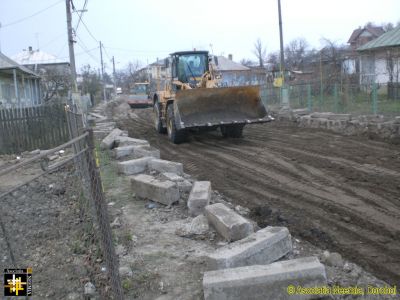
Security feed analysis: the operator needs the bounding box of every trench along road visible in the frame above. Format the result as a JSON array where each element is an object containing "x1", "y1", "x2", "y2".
[{"x1": 118, "y1": 106, "x2": 400, "y2": 285}]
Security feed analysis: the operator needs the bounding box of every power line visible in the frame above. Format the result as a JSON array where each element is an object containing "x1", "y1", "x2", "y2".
[
  {"x1": 76, "y1": 35, "x2": 100, "y2": 64},
  {"x1": 102, "y1": 45, "x2": 112, "y2": 61},
  {"x1": 56, "y1": 42, "x2": 68, "y2": 58},
  {"x1": 80, "y1": 17, "x2": 98, "y2": 43},
  {"x1": 57, "y1": 46, "x2": 99, "y2": 60},
  {"x1": 104, "y1": 46, "x2": 170, "y2": 53},
  {"x1": 73, "y1": 0, "x2": 88, "y2": 32},
  {"x1": 41, "y1": 32, "x2": 66, "y2": 49},
  {"x1": 2, "y1": 0, "x2": 64, "y2": 28}
]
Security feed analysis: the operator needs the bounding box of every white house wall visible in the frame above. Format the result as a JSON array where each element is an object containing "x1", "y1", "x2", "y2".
[
  {"x1": 360, "y1": 50, "x2": 400, "y2": 85},
  {"x1": 375, "y1": 58, "x2": 389, "y2": 84}
]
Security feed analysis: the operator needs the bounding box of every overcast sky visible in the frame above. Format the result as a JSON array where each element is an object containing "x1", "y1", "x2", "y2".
[{"x1": 1, "y1": 0, "x2": 399, "y2": 74}]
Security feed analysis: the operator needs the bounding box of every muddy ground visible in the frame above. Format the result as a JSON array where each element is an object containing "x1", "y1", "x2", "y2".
[
  {"x1": 0, "y1": 152, "x2": 110, "y2": 299},
  {"x1": 115, "y1": 100, "x2": 400, "y2": 286}
]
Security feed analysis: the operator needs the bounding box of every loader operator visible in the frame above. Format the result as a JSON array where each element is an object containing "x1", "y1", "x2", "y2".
[{"x1": 177, "y1": 55, "x2": 206, "y2": 84}]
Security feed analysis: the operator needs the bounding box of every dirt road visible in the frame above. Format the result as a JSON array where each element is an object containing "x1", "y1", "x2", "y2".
[{"x1": 118, "y1": 105, "x2": 400, "y2": 285}]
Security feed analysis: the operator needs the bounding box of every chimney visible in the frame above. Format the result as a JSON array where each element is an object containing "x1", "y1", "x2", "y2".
[
  {"x1": 228, "y1": 54, "x2": 233, "y2": 61},
  {"x1": 28, "y1": 46, "x2": 33, "y2": 52}
]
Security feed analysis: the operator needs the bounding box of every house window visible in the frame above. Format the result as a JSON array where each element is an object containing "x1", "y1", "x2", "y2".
[{"x1": 1, "y1": 83, "x2": 15, "y2": 102}]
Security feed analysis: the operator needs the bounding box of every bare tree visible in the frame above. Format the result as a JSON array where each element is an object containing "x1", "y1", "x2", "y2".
[
  {"x1": 386, "y1": 48, "x2": 400, "y2": 83},
  {"x1": 319, "y1": 38, "x2": 345, "y2": 85},
  {"x1": 386, "y1": 48, "x2": 400, "y2": 99},
  {"x1": 382, "y1": 22, "x2": 394, "y2": 32},
  {"x1": 284, "y1": 38, "x2": 309, "y2": 70},
  {"x1": 253, "y1": 38, "x2": 267, "y2": 68},
  {"x1": 240, "y1": 58, "x2": 255, "y2": 67},
  {"x1": 80, "y1": 64, "x2": 102, "y2": 98},
  {"x1": 112, "y1": 60, "x2": 146, "y2": 92},
  {"x1": 39, "y1": 66, "x2": 71, "y2": 102}
]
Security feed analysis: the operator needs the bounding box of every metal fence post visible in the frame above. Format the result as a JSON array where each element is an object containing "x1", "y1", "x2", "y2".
[
  {"x1": 334, "y1": 83, "x2": 338, "y2": 113},
  {"x1": 372, "y1": 83, "x2": 378, "y2": 115},
  {"x1": 307, "y1": 84, "x2": 312, "y2": 112},
  {"x1": 319, "y1": 83, "x2": 323, "y2": 111},
  {"x1": 86, "y1": 129, "x2": 124, "y2": 300}
]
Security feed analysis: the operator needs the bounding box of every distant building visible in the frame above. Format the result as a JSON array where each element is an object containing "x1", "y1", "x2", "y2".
[
  {"x1": 358, "y1": 26, "x2": 400, "y2": 86},
  {"x1": 213, "y1": 54, "x2": 266, "y2": 86},
  {"x1": 12, "y1": 47, "x2": 70, "y2": 102},
  {"x1": 0, "y1": 52, "x2": 41, "y2": 108},
  {"x1": 348, "y1": 25, "x2": 385, "y2": 50}
]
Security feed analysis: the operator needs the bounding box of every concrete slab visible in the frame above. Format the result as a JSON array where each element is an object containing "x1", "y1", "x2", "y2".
[
  {"x1": 310, "y1": 112, "x2": 351, "y2": 121},
  {"x1": 133, "y1": 146, "x2": 160, "y2": 159},
  {"x1": 203, "y1": 257, "x2": 327, "y2": 300},
  {"x1": 148, "y1": 158, "x2": 184, "y2": 175},
  {"x1": 113, "y1": 145, "x2": 135, "y2": 159},
  {"x1": 207, "y1": 227, "x2": 292, "y2": 270},
  {"x1": 115, "y1": 136, "x2": 150, "y2": 147},
  {"x1": 117, "y1": 157, "x2": 153, "y2": 175},
  {"x1": 131, "y1": 174, "x2": 180, "y2": 205},
  {"x1": 292, "y1": 108, "x2": 309, "y2": 116},
  {"x1": 100, "y1": 128, "x2": 123, "y2": 150},
  {"x1": 94, "y1": 121, "x2": 116, "y2": 128},
  {"x1": 161, "y1": 172, "x2": 185, "y2": 182},
  {"x1": 188, "y1": 181, "x2": 211, "y2": 217},
  {"x1": 89, "y1": 112, "x2": 107, "y2": 119},
  {"x1": 177, "y1": 180, "x2": 193, "y2": 193},
  {"x1": 205, "y1": 203, "x2": 253, "y2": 242}
]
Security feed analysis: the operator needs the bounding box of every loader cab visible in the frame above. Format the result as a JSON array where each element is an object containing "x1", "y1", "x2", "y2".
[{"x1": 171, "y1": 51, "x2": 209, "y2": 88}]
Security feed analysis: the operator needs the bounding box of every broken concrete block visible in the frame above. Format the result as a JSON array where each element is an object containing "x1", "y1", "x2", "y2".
[
  {"x1": 89, "y1": 112, "x2": 107, "y2": 119},
  {"x1": 291, "y1": 108, "x2": 309, "y2": 116},
  {"x1": 190, "y1": 215, "x2": 209, "y2": 235},
  {"x1": 115, "y1": 136, "x2": 150, "y2": 147},
  {"x1": 161, "y1": 172, "x2": 185, "y2": 182},
  {"x1": 203, "y1": 257, "x2": 327, "y2": 300},
  {"x1": 176, "y1": 215, "x2": 210, "y2": 237},
  {"x1": 188, "y1": 181, "x2": 211, "y2": 217},
  {"x1": 133, "y1": 146, "x2": 160, "y2": 159},
  {"x1": 177, "y1": 179, "x2": 193, "y2": 193},
  {"x1": 205, "y1": 203, "x2": 253, "y2": 242},
  {"x1": 117, "y1": 157, "x2": 152, "y2": 175},
  {"x1": 48, "y1": 154, "x2": 59, "y2": 161},
  {"x1": 94, "y1": 121, "x2": 116, "y2": 128},
  {"x1": 148, "y1": 158, "x2": 183, "y2": 175},
  {"x1": 113, "y1": 145, "x2": 135, "y2": 159},
  {"x1": 207, "y1": 227, "x2": 292, "y2": 270},
  {"x1": 131, "y1": 174, "x2": 180, "y2": 205},
  {"x1": 326, "y1": 113, "x2": 351, "y2": 121},
  {"x1": 100, "y1": 128, "x2": 123, "y2": 150}
]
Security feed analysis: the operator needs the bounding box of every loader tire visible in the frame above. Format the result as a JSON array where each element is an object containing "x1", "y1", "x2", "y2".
[
  {"x1": 154, "y1": 102, "x2": 166, "y2": 134},
  {"x1": 167, "y1": 104, "x2": 187, "y2": 144},
  {"x1": 221, "y1": 124, "x2": 244, "y2": 138}
]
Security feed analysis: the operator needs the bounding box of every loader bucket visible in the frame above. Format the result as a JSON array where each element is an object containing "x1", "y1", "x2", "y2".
[{"x1": 173, "y1": 86, "x2": 272, "y2": 129}]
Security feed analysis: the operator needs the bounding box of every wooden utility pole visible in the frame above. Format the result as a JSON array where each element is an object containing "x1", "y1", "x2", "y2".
[
  {"x1": 277, "y1": 0, "x2": 289, "y2": 108},
  {"x1": 66, "y1": 0, "x2": 77, "y2": 92},
  {"x1": 278, "y1": 0, "x2": 285, "y2": 83},
  {"x1": 112, "y1": 56, "x2": 116, "y2": 95},
  {"x1": 99, "y1": 41, "x2": 106, "y2": 101}
]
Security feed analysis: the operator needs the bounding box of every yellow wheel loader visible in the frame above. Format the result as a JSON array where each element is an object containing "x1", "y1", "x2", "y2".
[{"x1": 152, "y1": 51, "x2": 273, "y2": 144}]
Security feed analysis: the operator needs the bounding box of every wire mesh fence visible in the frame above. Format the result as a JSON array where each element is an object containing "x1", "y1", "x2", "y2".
[
  {"x1": 261, "y1": 82, "x2": 400, "y2": 117},
  {"x1": 0, "y1": 106, "x2": 123, "y2": 299}
]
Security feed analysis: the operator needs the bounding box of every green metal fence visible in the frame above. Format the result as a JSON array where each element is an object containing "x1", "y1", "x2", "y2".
[{"x1": 261, "y1": 83, "x2": 400, "y2": 116}]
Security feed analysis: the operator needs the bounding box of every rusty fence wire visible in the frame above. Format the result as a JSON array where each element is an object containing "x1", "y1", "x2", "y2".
[{"x1": 0, "y1": 106, "x2": 123, "y2": 299}]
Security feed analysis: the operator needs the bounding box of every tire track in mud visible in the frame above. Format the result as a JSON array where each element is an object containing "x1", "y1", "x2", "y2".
[
  {"x1": 168, "y1": 140, "x2": 400, "y2": 282},
  {"x1": 193, "y1": 138, "x2": 400, "y2": 223},
  {"x1": 119, "y1": 109, "x2": 400, "y2": 284}
]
